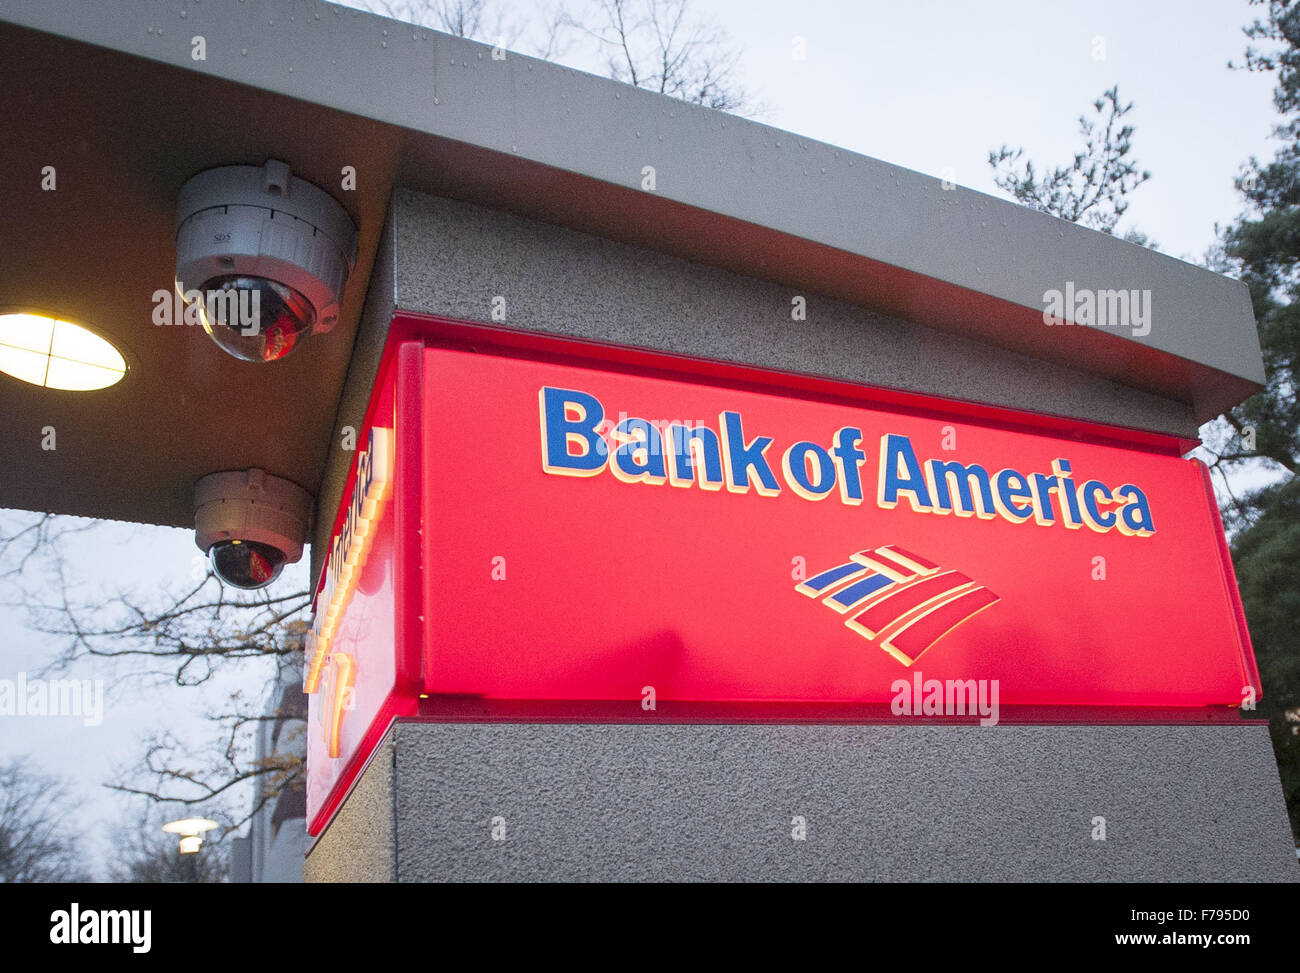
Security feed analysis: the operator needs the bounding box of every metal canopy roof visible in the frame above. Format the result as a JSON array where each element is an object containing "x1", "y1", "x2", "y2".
[{"x1": 0, "y1": 0, "x2": 1265, "y2": 531}]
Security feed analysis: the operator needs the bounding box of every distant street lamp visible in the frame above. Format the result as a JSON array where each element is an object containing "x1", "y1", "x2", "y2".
[{"x1": 162, "y1": 817, "x2": 218, "y2": 854}]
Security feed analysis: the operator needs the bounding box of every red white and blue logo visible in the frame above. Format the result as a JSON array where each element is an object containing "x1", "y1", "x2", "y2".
[{"x1": 796, "y1": 546, "x2": 1000, "y2": 667}]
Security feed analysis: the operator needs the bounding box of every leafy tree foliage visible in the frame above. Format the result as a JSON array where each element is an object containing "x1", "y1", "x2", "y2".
[
  {"x1": 989, "y1": 86, "x2": 1153, "y2": 241},
  {"x1": 1222, "y1": 0, "x2": 1300, "y2": 842}
]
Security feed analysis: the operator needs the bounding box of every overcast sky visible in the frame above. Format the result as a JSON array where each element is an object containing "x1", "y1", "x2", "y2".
[
  {"x1": 0, "y1": 0, "x2": 1287, "y2": 876},
  {"x1": 716, "y1": 0, "x2": 1278, "y2": 263}
]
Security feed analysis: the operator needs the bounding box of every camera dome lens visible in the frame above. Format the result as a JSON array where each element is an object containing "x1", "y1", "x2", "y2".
[
  {"x1": 193, "y1": 275, "x2": 316, "y2": 362},
  {"x1": 209, "y1": 539, "x2": 287, "y2": 589}
]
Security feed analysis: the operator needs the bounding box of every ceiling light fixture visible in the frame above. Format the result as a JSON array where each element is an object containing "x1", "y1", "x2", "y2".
[{"x1": 0, "y1": 312, "x2": 127, "y2": 390}]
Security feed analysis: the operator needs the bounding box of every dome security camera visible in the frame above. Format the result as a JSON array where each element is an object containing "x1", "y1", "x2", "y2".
[
  {"x1": 174, "y1": 160, "x2": 358, "y2": 362},
  {"x1": 195, "y1": 469, "x2": 312, "y2": 590}
]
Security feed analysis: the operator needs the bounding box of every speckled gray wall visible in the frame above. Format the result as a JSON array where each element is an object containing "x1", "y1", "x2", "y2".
[
  {"x1": 389, "y1": 189, "x2": 1200, "y2": 438},
  {"x1": 304, "y1": 736, "x2": 396, "y2": 884},
  {"x1": 306, "y1": 721, "x2": 1295, "y2": 882}
]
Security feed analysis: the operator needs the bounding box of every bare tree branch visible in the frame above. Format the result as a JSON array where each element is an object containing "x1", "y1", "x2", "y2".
[
  {"x1": 357, "y1": 0, "x2": 757, "y2": 113},
  {"x1": 0, "y1": 757, "x2": 92, "y2": 882},
  {"x1": 0, "y1": 512, "x2": 311, "y2": 832}
]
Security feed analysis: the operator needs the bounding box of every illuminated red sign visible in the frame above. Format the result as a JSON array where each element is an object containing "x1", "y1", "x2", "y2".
[
  {"x1": 305, "y1": 318, "x2": 1261, "y2": 834},
  {"x1": 421, "y1": 346, "x2": 1253, "y2": 705}
]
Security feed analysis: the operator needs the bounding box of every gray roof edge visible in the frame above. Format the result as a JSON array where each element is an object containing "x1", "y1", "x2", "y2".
[{"x1": 0, "y1": 0, "x2": 1265, "y2": 390}]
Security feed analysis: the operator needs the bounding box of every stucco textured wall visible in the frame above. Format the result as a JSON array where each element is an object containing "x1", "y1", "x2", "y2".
[
  {"x1": 306, "y1": 721, "x2": 1295, "y2": 882},
  {"x1": 304, "y1": 736, "x2": 396, "y2": 883},
  {"x1": 390, "y1": 190, "x2": 1200, "y2": 437}
]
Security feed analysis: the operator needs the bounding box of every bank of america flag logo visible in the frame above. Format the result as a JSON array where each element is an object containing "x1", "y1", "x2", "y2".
[{"x1": 796, "y1": 545, "x2": 999, "y2": 667}]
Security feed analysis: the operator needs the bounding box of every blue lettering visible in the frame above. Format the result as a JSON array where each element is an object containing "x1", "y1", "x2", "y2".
[
  {"x1": 720, "y1": 410, "x2": 780, "y2": 495},
  {"x1": 540, "y1": 386, "x2": 609, "y2": 476},
  {"x1": 878, "y1": 434, "x2": 932, "y2": 511}
]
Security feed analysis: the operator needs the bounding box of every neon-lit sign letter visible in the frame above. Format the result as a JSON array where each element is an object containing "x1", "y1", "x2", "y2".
[{"x1": 304, "y1": 426, "x2": 393, "y2": 695}]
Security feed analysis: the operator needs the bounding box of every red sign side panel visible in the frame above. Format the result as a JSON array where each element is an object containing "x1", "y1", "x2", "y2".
[{"x1": 305, "y1": 341, "x2": 423, "y2": 835}]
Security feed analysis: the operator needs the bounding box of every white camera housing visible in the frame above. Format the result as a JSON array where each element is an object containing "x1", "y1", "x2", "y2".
[
  {"x1": 195, "y1": 469, "x2": 313, "y2": 589},
  {"x1": 174, "y1": 160, "x2": 358, "y2": 361}
]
